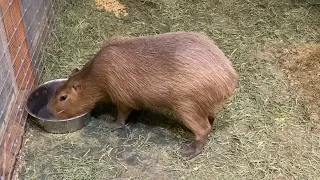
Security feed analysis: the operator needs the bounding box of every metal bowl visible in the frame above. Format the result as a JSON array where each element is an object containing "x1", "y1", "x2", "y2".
[{"x1": 25, "y1": 78, "x2": 91, "y2": 134}]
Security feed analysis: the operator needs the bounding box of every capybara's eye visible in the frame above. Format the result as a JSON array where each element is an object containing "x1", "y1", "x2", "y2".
[{"x1": 60, "y1": 95, "x2": 68, "y2": 101}]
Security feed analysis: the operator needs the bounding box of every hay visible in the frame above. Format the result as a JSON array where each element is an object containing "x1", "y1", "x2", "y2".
[
  {"x1": 95, "y1": 0, "x2": 128, "y2": 18},
  {"x1": 17, "y1": 0, "x2": 320, "y2": 179},
  {"x1": 278, "y1": 43, "x2": 320, "y2": 121}
]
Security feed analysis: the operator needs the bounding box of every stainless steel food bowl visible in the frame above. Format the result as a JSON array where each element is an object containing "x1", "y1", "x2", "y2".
[{"x1": 25, "y1": 78, "x2": 91, "y2": 134}]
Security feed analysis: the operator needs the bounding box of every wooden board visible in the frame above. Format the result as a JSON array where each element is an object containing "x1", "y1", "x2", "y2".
[
  {"x1": 0, "y1": 90, "x2": 26, "y2": 180},
  {"x1": 0, "y1": 0, "x2": 36, "y2": 90},
  {"x1": 0, "y1": 0, "x2": 38, "y2": 179}
]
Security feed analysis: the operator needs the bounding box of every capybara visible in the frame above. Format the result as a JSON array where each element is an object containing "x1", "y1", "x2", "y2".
[{"x1": 47, "y1": 31, "x2": 239, "y2": 159}]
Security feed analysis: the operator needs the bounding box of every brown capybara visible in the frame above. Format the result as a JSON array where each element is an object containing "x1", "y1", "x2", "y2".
[{"x1": 47, "y1": 31, "x2": 239, "y2": 159}]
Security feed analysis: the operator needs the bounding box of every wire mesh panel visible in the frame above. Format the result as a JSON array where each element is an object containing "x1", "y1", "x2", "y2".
[{"x1": 0, "y1": 0, "x2": 54, "y2": 179}]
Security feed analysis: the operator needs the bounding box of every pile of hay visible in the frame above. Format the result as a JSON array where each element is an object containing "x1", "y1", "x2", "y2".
[{"x1": 278, "y1": 43, "x2": 320, "y2": 121}]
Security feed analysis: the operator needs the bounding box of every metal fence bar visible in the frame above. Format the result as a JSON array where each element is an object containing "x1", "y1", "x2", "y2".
[
  {"x1": 0, "y1": 0, "x2": 54, "y2": 179},
  {"x1": 0, "y1": 0, "x2": 38, "y2": 64},
  {"x1": 0, "y1": 3, "x2": 54, "y2": 173},
  {"x1": 0, "y1": 0, "x2": 48, "y2": 139},
  {"x1": 0, "y1": 0, "x2": 51, "y2": 158},
  {"x1": 0, "y1": 0, "x2": 46, "y2": 97},
  {"x1": 0, "y1": 0, "x2": 14, "y2": 21}
]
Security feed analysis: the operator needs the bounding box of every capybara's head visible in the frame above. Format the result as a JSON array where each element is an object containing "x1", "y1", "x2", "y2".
[{"x1": 47, "y1": 68, "x2": 89, "y2": 119}]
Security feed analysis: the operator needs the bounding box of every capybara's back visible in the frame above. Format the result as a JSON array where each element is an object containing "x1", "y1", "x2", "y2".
[
  {"x1": 97, "y1": 32, "x2": 238, "y2": 113},
  {"x1": 48, "y1": 32, "x2": 239, "y2": 159}
]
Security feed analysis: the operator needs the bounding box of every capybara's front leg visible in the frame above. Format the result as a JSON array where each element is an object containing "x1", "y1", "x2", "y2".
[
  {"x1": 208, "y1": 115, "x2": 215, "y2": 126},
  {"x1": 111, "y1": 105, "x2": 132, "y2": 132}
]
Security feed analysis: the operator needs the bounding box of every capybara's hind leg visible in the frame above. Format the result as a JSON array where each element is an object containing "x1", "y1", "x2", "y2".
[
  {"x1": 177, "y1": 110, "x2": 212, "y2": 159},
  {"x1": 111, "y1": 105, "x2": 132, "y2": 132},
  {"x1": 209, "y1": 102, "x2": 224, "y2": 126}
]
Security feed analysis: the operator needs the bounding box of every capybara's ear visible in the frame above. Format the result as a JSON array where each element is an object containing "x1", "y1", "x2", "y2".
[
  {"x1": 72, "y1": 82, "x2": 82, "y2": 92},
  {"x1": 72, "y1": 68, "x2": 79, "y2": 74}
]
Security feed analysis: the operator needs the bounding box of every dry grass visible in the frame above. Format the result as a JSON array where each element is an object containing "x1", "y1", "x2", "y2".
[
  {"x1": 279, "y1": 43, "x2": 320, "y2": 121},
  {"x1": 95, "y1": 0, "x2": 128, "y2": 18},
  {"x1": 17, "y1": 0, "x2": 320, "y2": 179}
]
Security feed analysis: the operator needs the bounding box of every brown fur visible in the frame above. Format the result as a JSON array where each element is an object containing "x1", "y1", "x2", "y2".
[{"x1": 47, "y1": 31, "x2": 239, "y2": 159}]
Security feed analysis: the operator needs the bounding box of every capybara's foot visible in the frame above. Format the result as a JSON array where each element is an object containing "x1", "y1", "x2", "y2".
[
  {"x1": 111, "y1": 105, "x2": 131, "y2": 131},
  {"x1": 181, "y1": 141, "x2": 204, "y2": 159},
  {"x1": 110, "y1": 122, "x2": 125, "y2": 132},
  {"x1": 176, "y1": 111, "x2": 211, "y2": 160}
]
